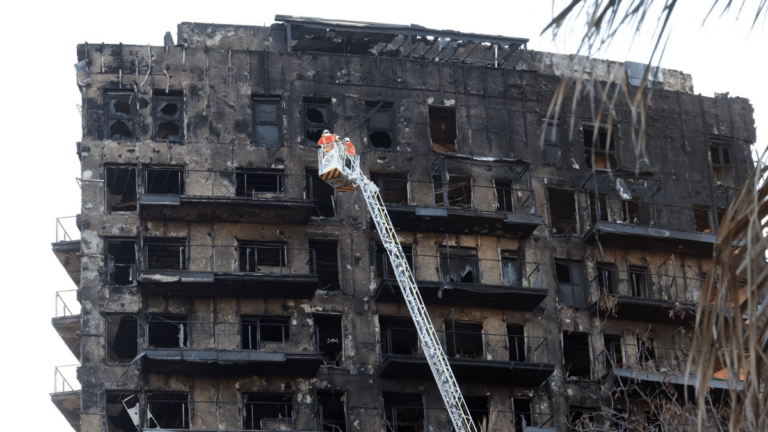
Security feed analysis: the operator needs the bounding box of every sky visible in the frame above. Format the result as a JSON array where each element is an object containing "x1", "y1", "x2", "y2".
[{"x1": 0, "y1": 0, "x2": 765, "y2": 428}]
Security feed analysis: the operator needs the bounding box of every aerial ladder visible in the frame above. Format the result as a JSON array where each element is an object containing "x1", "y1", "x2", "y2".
[{"x1": 316, "y1": 132, "x2": 478, "y2": 432}]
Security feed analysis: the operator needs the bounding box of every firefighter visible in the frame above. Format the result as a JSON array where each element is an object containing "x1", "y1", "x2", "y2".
[
  {"x1": 342, "y1": 137, "x2": 356, "y2": 156},
  {"x1": 317, "y1": 130, "x2": 338, "y2": 151}
]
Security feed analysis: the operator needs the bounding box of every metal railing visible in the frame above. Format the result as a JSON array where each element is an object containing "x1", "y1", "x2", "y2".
[
  {"x1": 53, "y1": 365, "x2": 80, "y2": 393},
  {"x1": 141, "y1": 243, "x2": 317, "y2": 275},
  {"x1": 55, "y1": 216, "x2": 80, "y2": 242},
  {"x1": 377, "y1": 252, "x2": 542, "y2": 288},
  {"x1": 381, "y1": 328, "x2": 549, "y2": 363},
  {"x1": 143, "y1": 169, "x2": 313, "y2": 200},
  {"x1": 582, "y1": 197, "x2": 720, "y2": 235},
  {"x1": 602, "y1": 342, "x2": 699, "y2": 376},
  {"x1": 589, "y1": 268, "x2": 704, "y2": 303},
  {"x1": 385, "y1": 406, "x2": 554, "y2": 432},
  {"x1": 55, "y1": 290, "x2": 80, "y2": 317}
]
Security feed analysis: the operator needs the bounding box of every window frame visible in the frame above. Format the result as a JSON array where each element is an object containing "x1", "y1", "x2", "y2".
[
  {"x1": 555, "y1": 260, "x2": 587, "y2": 308},
  {"x1": 105, "y1": 90, "x2": 137, "y2": 141},
  {"x1": 252, "y1": 96, "x2": 282, "y2": 147},
  {"x1": 366, "y1": 101, "x2": 396, "y2": 150},
  {"x1": 152, "y1": 90, "x2": 184, "y2": 143},
  {"x1": 104, "y1": 165, "x2": 138, "y2": 213},
  {"x1": 542, "y1": 119, "x2": 564, "y2": 166},
  {"x1": 710, "y1": 142, "x2": 735, "y2": 187},
  {"x1": 303, "y1": 97, "x2": 333, "y2": 147},
  {"x1": 582, "y1": 122, "x2": 618, "y2": 171}
]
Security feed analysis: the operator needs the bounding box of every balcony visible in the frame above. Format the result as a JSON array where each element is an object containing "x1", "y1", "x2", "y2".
[
  {"x1": 138, "y1": 243, "x2": 319, "y2": 298},
  {"x1": 373, "y1": 177, "x2": 543, "y2": 238},
  {"x1": 51, "y1": 365, "x2": 81, "y2": 431},
  {"x1": 378, "y1": 328, "x2": 554, "y2": 386},
  {"x1": 52, "y1": 290, "x2": 81, "y2": 360},
  {"x1": 137, "y1": 169, "x2": 315, "y2": 225},
  {"x1": 587, "y1": 268, "x2": 701, "y2": 324},
  {"x1": 581, "y1": 198, "x2": 718, "y2": 256},
  {"x1": 373, "y1": 250, "x2": 547, "y2": 310},
  {"x1": 137, "y1": 320, "x2": 323, "y2": 377},
  {"x1": 385, "y1": 405, "x2": 554, "y2": 432},
  {"x1": 51, "y1": 217, "x2": 80, "y2": 286}
]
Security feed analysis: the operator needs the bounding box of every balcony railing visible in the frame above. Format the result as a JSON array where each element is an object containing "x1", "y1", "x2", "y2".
[
  {"x1": 53, "y1": 365, "x2": 80, "y2": 393},
  {"x1": 142, "y1": 169, "x2": 313, "y2": 200},
  {"x1": 582, "y1": 197, "x2": 720, "y2": 235},
  {"x1": 601, "y1": 342, "x2": 699, "y2": 376},
  {"x1": 143, "y1": 321, "x2": 319, "y2": 351},
  {"x1": 55, "y1": 216, "x2": 80, "y2": 242},
  {"x1": 386, "y1": 406, "x2": 554, "y2": 432},
  {"x1": 55, "y1": 290, "x2": 80, "y2": 317},
  {"x1": 141, "y1": 243, "x2": 317, "y2": 275},
  {"x1": 381, "y1": 328, "x2": 549, "y2": 363},
  {"x1": 589, "y1": 268, "x2": 704, "y2": 303}
]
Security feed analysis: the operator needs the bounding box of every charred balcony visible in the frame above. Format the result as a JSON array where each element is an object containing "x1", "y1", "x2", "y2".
[
  {"x1": 52, "y1": 290, "x2": 81, "y2": 361},
  {"x1": 51, "y1": 365, "x2": 81, "y2": 432},
  {"x1": 373, "y1": 246, "x2": 547, "y2": 310},
  {"x1": 137, "y1": 168, "x2": 315, "y2": 225},
  {"x1": 384, "y1": 404, "x2": 554, "y2": 432},
  {"x1": 51, "y1": 216, "x2": 81, "y2": 286}
]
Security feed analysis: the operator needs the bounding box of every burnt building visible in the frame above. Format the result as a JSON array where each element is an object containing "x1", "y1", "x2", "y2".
[{"x1": 51, "y1": 15, "x2": 755, "y2": 432}]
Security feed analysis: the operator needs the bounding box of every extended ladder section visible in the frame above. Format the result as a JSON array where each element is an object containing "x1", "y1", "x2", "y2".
[{"x1": 318, "y1": 140, "x2": 478, "y2": 432}]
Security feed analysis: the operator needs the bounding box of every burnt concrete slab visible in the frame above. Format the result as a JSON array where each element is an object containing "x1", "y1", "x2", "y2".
[
  {"x1": 583, "y1": 221, "x2": 716, "y2": 257},
  {"x1": 138, "y1": 271, "x2": 319, "y2": 298},
  {"x1": 588, "y1": 296, "x2": 696, "y2": 325},
  {"x1": 51, "y1": 390, "x2": 81, "y2": 431},
  {"x1": 386, "y1": 206, "x2": 543, "y2": 238},
  {"x1": 52, "y1": 241, "x2": 81, "y2": 287},
  {"x1": 52, "y1": 315, "x2": 81, "y2": 361},
  {"x1": 139, "y1": 195, "x2": 314, "y2": 225},
  {"x1": 140, "y1": 348, "x2": 323, "y2": 376}
]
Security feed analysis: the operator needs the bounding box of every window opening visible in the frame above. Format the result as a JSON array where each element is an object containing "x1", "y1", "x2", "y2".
[
  {"x1": 106, "y1": 166, "x2": 138, "y2": 212},
  {"x1": 106, "y1": 315, "x2": 138, "y2": 363},
  {"x1": 628, "y1": 266, "x2": 650, "y2": 297},
  {"x1": 596, "y1": 262, "x2": 618, "y2": 295},
  {"x1": 106, "y1": 392, "x2": 140, "y2": 432},
  {"x1": 507, "y1": 324, "x2": 526, "y2": 362},
  {"x1": 603, "y1": 334, "x2": 623, "y2": 370},
  {"x1": 146, "y1": 392, "x2": 189, "y2": 430},
  {"x1": 106, "y1": 239, "x2": 136, "y2": 286},
  {"x1": 556, "y1": 261, "x2": 586, "y2": 308},
  {"x1": 147, "y1": 314, "x2": 188, "y2": 348},
  {"x1": 588, "y1": 193, "x2": 609, "y2": 223},
  {"x1": 548, "y1": 189, "x2": 578, "y2": 235},
  {"x1": 694, "y1": 205, "x2": 712, "y2": 233},
  {"x1": 710, "y1": 144, "x2": 734, "y2": 187},
  {"x1": 637, "y1": 337, "x2": 656, "y2": 366},
  {"x1": 438, "y1": 247, "x2": 479, "y2": 284},
  {"x1": 238, "y1": 241, "x2": 288, "y2": 272},
  {"x1": 569, "y1": 407, "x2": 596, "y2": 430},
  {"x1": 494, "y1": 179, "x2": 527, "y2": 212},
  {"x1": 153, "y1": 90, "x2": 183, "y2": 143},
  {"x1": 318, "y1": 391, "x2": 347, "y2": 432},
  {"x1": 235, "y1": 169, "x2": 284, "y2": 197},
  {"x1": 463, "y1": 396, "x2": 489, "y2": 430},
  {"x1": 144, "y1": 238, "x2": 187, "y2": 270},
  {"x1": 304, "y1": 97, "x2": 332, "y2": 146},
  {"x1": 309, "y1": 240, "x2": 339, "y2": 291},
  {"x1": 512, "y1": 398, "x2": 532, "y2": 432},
  {"x1": 314, "y1": 315, "x2": 343, "y2": 367},
  {"x1": 253, "y1": 96, "x2": 281, "y2": 147},
  {"x1": 543, "y1": 120, "x2": 564, "y2": 166},
  {"x1": 433, "y1": 174, "x2": 472, "y2": 208},
  {"x1": 444, "y1": 321, "x2": 484, "y2": 359},
  {"x1": 106, "y1": 92, "x2": 135, "y2": 140},
  {"x1": 370, "y1": 171, "x2": 408, "y2": 205},
  {"x1": 383, "y1": 392, "x2": 424, "y2": 432},
  {"x1": 429, "y1": 106, "x2": 457, "y2": 153},
  {"x1": 380, "y1": 317, "x2": 418, "y2": 356},
  {"x1": 583, "y1": 125, "x2": 617, "y2": 170},
  {"x1": 563, "y1": 332, "x2": 591, "y2": 379},
  {"x1": 367, "y1": 101, "x2": 395, "y2": 149},
  {"x1": 241, "y1": 316, "x2": 290, "y2": 350},
  {"x1": 145, "y1": 167, "x2": 184, "y2": 195},
  {"x1": 306, "y1": 168, "x2": 336, "y2": 217},
  {"x1": 501, "y1": 250, "x2": 522, "y2": 286},
  {"x1": 376, "y1": 244, "x2": 413, "y2": 279},
  {"x1": 243, "y1": 393, "x2": 293, "y2": 431},
  {"x1": 620, "y1": 199, "x2": 641, "y2": 224}
]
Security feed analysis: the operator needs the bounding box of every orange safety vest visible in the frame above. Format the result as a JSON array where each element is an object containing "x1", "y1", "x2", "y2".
[
  {"x1": 344, "y1": 141, "x2": 356, "y2": 156},
  {"x1": 317, "y1": 133, "x2": 338, "y2": 152}
]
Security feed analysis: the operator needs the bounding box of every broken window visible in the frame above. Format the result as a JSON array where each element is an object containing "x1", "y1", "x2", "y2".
[
  {"x1": 620, "y1": 199, "x2": 641, "y2": 224},
  {"x1": 438, "y1": 247, "x2": 480, "y2": 284},
  {"x1": 243, "y1": 393, "x2": 293, "y2": 431},
  {"x1": 629, "y1": 266, "x2": 650, "y2": 297},
  {"x1": 583, "y1": 125, "x2": 617, "y2": 170},
  {"x1": 143, "y1": 238, "x2": 187, "y2": 270},
  {"x1": 144, "y1": 167, "x2": 184, "y2": 195},
  {"x1": 238, "y1": 241, "x2": 287, "y2": 272},
  {"x1": 603, "y1": 334, "x2": 623, "y2": 370},
  {"x1": 375, "y1": 244, "x2": 413, "y2": 279},
  {"x1": 501, "y1": 250, "x2": 522, "y2": 286},
  {"x1": 147, "y1": 314, "x2": 188, "y2": 348},
  {"x1": 318, "y1": 391, "x2": 346, "y2": 432},
  {"x1": 105, "y1": 166, "x2": 138, "y2": 212},
  {"x1": 153, "y1": 90, "x2": 183, "y2": 143},
  {"x1": 507, "y1": 324, "x2": 526, "y2": 362},
  {"x1": 595, "y1": 262, "x2": 618, "y2": 295},
  {"x1": 444, "y1": 321, "x2": 484, "y2": 359},
  {"x1": 105, "y1": 91, "x2": 135, "y2": 140},
  {"x1": 370, "y1": 171, "x2": 409, "y2": 205},
  {"x1": 563, "y1": 332, "x2": 592, "y2": 380},
  {"x1": 542, "y1": 120, "x2": 564, "y2": 166},
  {"x1": 306, "y1": 168, "x2": 336, "y2": 217},
  {"x1": 106, "y1": 315, "x2": 138, "y2": 363},
  {"x1": 242, "y1": 316, "x2": 291, "y2": 350},
  {"x1": 106, "y1": 239, "x2": 136, "y2": 286},
  {"x1": 367, "y1": 101, "x2": 395, "y2": 149},
  {"x1": 694, "y1": 205, "x2": 712, "y2": 233},
  {"x1": 384, "y1": 392, "x2": 424, "y2": 432},
  {"x1": 637, "y1": 337, "x2": 656, "y2": 366},
  {"x1": 588, "y1": 193, "x2": 609, "y2": 223},
  {"x1": 429, "y1": 106, "x2": 457, "y2": 153},
  {"x1": 309, "y1": 240, "x2": 340, "y2": 291},
  {"x1": 495, "y1": 179, "x2": 527, "y2": 212},
  {"x1": 106, "y1": 392, "x2": 140, "y2": 432},
  {"x1": 314, "y1": 314, "x2": 343, "y2": 366},
  {"x1": 512, "y1": 398, "x2": 532, "y2": 432},
  {"x1": 433, "y1": 174, "x2": 472, "y2": 208},
  {"x1": 569, "y1": 407, "x2": 597, "y2": 429},
  {"x1": 235, "y1": 169, "x2": 284, "y2": 197},
  {"x1": 548, "y1": 189, "x2": 578, "y2": 235},
  {"x1": 556, "y1": 260, "x2": 587, "y2": 308},
  {"x1": 304, "y1": 97, "x2": 332, "y2": 146},
  {"x1": 146, "y1": 392, "x2": 189, "y2": 429},
  {"x1": 711, "y1": 144, "x2": 735, "y2": 187},
  {"x1": 252, "y1": 96, "x2": 281, "y2": 147},
  {"x1": 380, "y1": 317, "x2": 418, "y2": 356},
  {"x1": 464, "y1": 396, "x2": 489, "y2": 430}
]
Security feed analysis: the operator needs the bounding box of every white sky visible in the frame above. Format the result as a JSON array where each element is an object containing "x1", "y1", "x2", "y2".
[{"x1": 0, "y1": 0, "x2": 764, "y2": 428}]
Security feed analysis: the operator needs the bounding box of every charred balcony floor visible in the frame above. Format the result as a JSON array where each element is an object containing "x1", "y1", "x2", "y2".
[
  {"x1": 52, "y1": 241, "x2": 80, "y2": 286},
  {"x1": 139, "y1": 348, "x2": 323, "y2": 376},
  {"x1": 52, "y1": 315, "x2": 81, "y2": 361},
  {"x1": 51, "y1": 390, "x2": 80, "y2": 432}
]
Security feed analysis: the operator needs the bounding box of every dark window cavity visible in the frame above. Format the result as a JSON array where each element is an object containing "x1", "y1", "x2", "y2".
[
  {"x1": 253, "y1": 96, "x2": 281, "y2": 147},
  {"x1": 241, "y1": 316, "x2": 290, "y2": 350},
  {"x1": 304, "y1": 97, "x2": 332, "y2": 146},
  {"x1": 562, "y1": 331, "x2": 592, "y2": 380},
  {"x1": 628, "y1": 266, "x2": 650, "y2": 297},
  {"x1": 583, "y1": 125, "x2": 617, "y2": 170},
  {"x1": 105, "y1": 91, "x2": 135, "y2": 140},
  {"x1": 569, "y1": 407, "x2": 597, "y2": 429},
  {"x1": 106, "y1": 166, "x2": 138, "y2": 212},
  {"x1": 106, "y1": 392, "x2": 140, "y2": 432},
  {"x1": 376, "y1": 244, "x2": 413, "y2": 279},
  {"x1": 694, "y1": 205, "x2": 712, "y2": 233},
  {"x1": 710, "y1": 144, "x2": 735, "y2": 186},
  {"x1": 444, "y1": 321, "x2": 484, "y2": 359},
  {"x1": 306, "y1": 168, "x2": 336, "y2": 217},
  {"x1": 238, "y1": 241, "x2": 288, "y2": 271},
  {"x1": 235, "y1": 169, "x2": 284, "y2": 197},
  {"x1": 603, "y1": 334, "x2": 623, "y2": 370},
  {"x1": 588, "y1": 193, "x2": 609, "y2": 223},
  {"x1": 318, "y1": 391, "x2": 346, "y2": 432},
  {"x1": 595, "y1": 262, "x2": 618, "y2": 295},
  {"x1": 513, "y1": 398, "x2": 533, "y2": 432},
  {"x1": 144, "y1": 167, "x2": 185, "y2": 195},
  {"x1": 146, "y1": 392, "x2": 189, "y2": 429},
  {"x1": 501, "y1": 250, "x2": 522, "y2": 286},
  {"x1": 314, "y1": 314, "x2": 343, "y2": 366},
  {"x1": 556, "y1": 260, "x2": 586, "y2": 308},
  {"x1": 433, "y1": 174, "x2": 472, "y2": 208},
  {"x1": 243, "y1": 393, "x2": 293, "y2": 431},
  {"x1": 379, "y1": 317, "x2": 418, "y2": 356},
  {"x1": 367, "y1": 101, "x2": 395, "y2": 149},
  {"x1": 548, "y1": 189, "x2": 578, "y2": 235},
  {"x1": 429, "y1": 106, "x2": 457, "y2": 153},
  {"x1": 637, "y1": 337, "x2": 656, "y2": 365},
  {"x1": 106, "y1": 239, "x2": 136, "y2": 286},
  {"x1": 439, "y1": 247, "x2": 479, "y2": 284},
  {"x1": 144, "y1": 238, "x2": 187, "y2": 271},
  {"x1": 106, "y1": 315, "x2": 138, "y2": 363},
  {"x1": 153, "y1": 90, "x2": 183, "y2": 143},
  {"x1": 383, "y1": 392, "x2": 424, "y2": 432},
  {"x1": 542, "y1": 120, "x2": 564, "y2": 166},
  {"x1": 507, "y1": 324, "x2": 526, "y2": 362},
  {"x1": 370, "y1": 171, "x2": 409, "y2": 205},
  {"x1": 464, "y1": 396, "x2": 489, "y2": 430},
  {"x1": 147, "y1": 314, "x2": 188, "y2": 349},
  {"x1": 309, "y1": 240, "x2": 339, "y2": 291}
]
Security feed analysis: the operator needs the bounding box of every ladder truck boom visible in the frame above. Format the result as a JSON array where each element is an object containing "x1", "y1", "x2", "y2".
[{"x1": 316, "y1": 133, "x2": 478, "y2": 432}]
